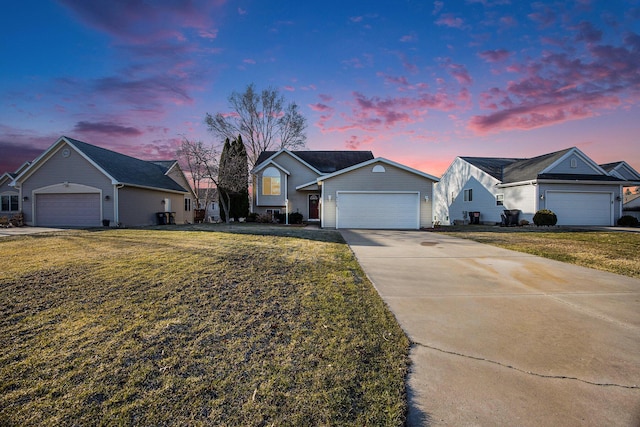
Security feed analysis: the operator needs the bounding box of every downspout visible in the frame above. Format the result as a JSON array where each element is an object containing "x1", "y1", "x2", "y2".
[{"x1": 115, "y1": 183, "x2": 124, "y2": 225}]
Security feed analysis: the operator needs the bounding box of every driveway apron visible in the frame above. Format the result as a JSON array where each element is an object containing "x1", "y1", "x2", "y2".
[{"x1": 340, "y1": 229, "x2": 640, "y2": 427}]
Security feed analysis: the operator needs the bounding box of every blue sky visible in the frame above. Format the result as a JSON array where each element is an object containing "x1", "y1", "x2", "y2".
[{"x1": 2, "y1": 0, "x2": 639, "y2": 175}]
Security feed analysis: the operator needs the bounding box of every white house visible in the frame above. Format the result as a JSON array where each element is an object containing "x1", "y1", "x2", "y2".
[{"x1": 434, "y1": 147, "x2": 640, "y2": 226}]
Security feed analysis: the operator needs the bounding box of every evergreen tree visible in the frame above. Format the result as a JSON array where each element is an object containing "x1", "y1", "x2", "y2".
[{"x1": 218, "y1": 136, "x2": 249, "y2": 222}]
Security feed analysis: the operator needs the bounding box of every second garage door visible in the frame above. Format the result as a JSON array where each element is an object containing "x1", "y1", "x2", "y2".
[
  {"x1": 35, "y1": 193, "x2": 101, "y2": 227},
  {"x1": 336, "y1": 192, "x2": 419, "y2": 229},
  {"x1": 545, "y1": 191, "x2": 612, "y2": 226}
]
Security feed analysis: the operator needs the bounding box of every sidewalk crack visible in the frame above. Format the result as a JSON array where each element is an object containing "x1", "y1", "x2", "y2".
[{"x1": 413, "y1": 341, "x2": 640, "y2": 390}]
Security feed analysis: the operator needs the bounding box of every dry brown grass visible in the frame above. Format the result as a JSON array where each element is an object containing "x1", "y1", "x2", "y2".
[
  {"x1": 0, "y1": 227, "x2": 409, "y2": 426},
  {"x1": 444, "y1": 228, "x2": 640, "y2": 277}
]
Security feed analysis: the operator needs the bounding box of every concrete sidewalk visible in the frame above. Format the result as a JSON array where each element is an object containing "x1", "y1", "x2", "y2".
[{"x1": 340, "y1": 229, "x2": 640, "y2": 427}]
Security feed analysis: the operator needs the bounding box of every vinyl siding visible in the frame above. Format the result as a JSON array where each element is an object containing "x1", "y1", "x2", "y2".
[
  {"x1": 538, "y1": 183, "x2": 622, "y2": 220},
  {"x1": 434, "y1": 158, "x2": 505, "y2": 225},
  {"x1": 19, "y1": 143, "x2": 113, "y2": 225},
  {"x1": 321, "y1": 162, "x2": 434, "y2": 228},
  {"x1": 547, "y1": 153, "x2": 603, "y2": 175},
  {"x1": 253, "y1": 152, "x2": 322, "y2": 220},
  {"x1": 118, "y1": 187, "x2": 188, "y2": 226}
]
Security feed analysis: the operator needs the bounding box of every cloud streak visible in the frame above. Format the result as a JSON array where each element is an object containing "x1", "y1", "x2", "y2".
[{"x1": 469, "y1": 29, "x2": 640, "y2": 133}]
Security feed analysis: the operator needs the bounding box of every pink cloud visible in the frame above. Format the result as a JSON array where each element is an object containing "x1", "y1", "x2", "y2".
[
  {"x1": 74, "y1": 121, "x2": 143, "y2": 136},
  {"x1": 446, "y1": 62, "x2": 473, "y2": 85},
  {"x1": 283, "y1": 85, "x2": 295, "y2": 92},
  {"x1": 319, "y1": 94, "x2": 333, "y2": 102},
  {"x1": 478, "y1": 49, "x2": 511, "y2": 63},
  {"x1": 345, "y1": 135, "x2": 374, "y2": 150},
  {"x1": 435, "y1": 13, "x2": 465, "y2": 29},
  {"x1": 400, "y1": 33, "x2": 417, "y2": 43},
  {"x1": 469, "y1": 30, "x2": 640, "y2": 134},
  {"x1": 309, "y1": 103, "x2": 332, "y2": 112}
]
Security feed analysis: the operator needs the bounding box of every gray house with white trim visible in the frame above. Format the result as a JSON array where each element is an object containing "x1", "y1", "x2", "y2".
[
  {"x1": 434, "y1": 147, "x2": 640, "y2": 226},
  {"x1": 252, "y1": 149, "x2": 439, "y2": 229},
  {"x1": 10, "y1": 136, "x2": 195, "y2": 227}
]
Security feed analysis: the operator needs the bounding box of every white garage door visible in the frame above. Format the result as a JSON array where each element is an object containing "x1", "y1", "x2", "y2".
[
  {"x1": 36, "y1": 193, "x2": 101, "y2": 227},
  {"x1": 546, "y1": 191, "x2": 612, "y2": 226},
  {"x1": 337, "y1": 192, "x2": 419, "y2": 229}
]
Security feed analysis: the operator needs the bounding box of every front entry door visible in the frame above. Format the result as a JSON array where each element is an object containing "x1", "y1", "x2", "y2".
[{"x1": 309, "y1": 194, "x2": 319, "y2": 219}]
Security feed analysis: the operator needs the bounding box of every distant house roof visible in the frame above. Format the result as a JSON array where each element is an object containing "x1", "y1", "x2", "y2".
[
  {"x1": 462, "y1": 147, "x2": 626, "y2": 184},
  {"x1": 255, "y1": 150, "x2": 375, "y2": 174},
  {"x1": 64, "y1": 137, "x2": 188, "y2": 192}
]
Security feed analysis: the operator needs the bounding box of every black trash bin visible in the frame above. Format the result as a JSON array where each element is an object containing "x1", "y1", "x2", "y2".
[
  {"x1": 157, "y1": 212, "x2": 167, "y2": 225},
  {"x1": 168, "y1": 212, "x2": 176, "y2": 225},
  {"x1": 469, "y1": 211, "x2": 481, "y2": 224},
  {"x1": 503, "y1": 209, "x2": 520, "y2": 226}
]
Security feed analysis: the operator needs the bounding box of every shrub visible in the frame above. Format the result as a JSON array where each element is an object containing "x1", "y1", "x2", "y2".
[
  {"x1": 274, "y1": 212, "x2": 304, "y2": 224},
  {"x1": 245, "y1": 212, "x2": 258, "y2": 222},
  {"x1": 289, "y1": 212, "x2": 304, "y2": 224},
  {"x1": 617, "y1": 215, "x2": 639, "y2": 227},
  {"x1": 519, "y1": 219, "x2": 530, "y2": 226},
  {"x1": 533, "y1": 209, "x2": 558, "y2": 226}
]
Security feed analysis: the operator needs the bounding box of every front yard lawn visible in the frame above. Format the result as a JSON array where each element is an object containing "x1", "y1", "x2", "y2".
[
  {"x1": 442, "y1": 227, "x2": 640, "y2": 278},
  {"x1": 0, "y1": 227, "x2": 409, "y2": 426}
]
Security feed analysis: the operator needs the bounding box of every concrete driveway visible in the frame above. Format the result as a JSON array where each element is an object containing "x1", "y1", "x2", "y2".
[
  {"x1": 0, "y1": 226, "x2": 66, "y2": 237},
  {"x1": 340, "y1": 229, "x2": 640, "y2": 427}
]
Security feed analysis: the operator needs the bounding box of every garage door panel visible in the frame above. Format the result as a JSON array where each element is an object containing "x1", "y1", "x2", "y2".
[
  {"x1": 36, "y1": 193, "x2": 101, "y2": 227},
  {"x1": 337, "y1": 192, "x2": 419, "y2": 229},
  {"x1": 546, "y1": 192, "x2": 612, "y2": 226}
]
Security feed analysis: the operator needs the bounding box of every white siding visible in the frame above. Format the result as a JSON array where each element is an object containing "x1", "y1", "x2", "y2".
[
  {"x1": 434, "y1": 158, "x2": 512, "y2": 225},
  {"x1": 538, "y1": 183, "x2": 622, "y2": 223}
]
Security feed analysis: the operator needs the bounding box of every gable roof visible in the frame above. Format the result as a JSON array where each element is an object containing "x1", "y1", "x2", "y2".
[
  {"x1": 462, "y1": 147, "x2": 627, "y2": 184},
  {"x1": 317, "y1": 157, "x2": 440, "y2": 182},
  {"x1": 600, "y1": 161, "x2": 640, "y2": 181},
  {"x1": 255, "y1": 150, "x2": 374, "y2": 174},
  {"x1": 15, "y1": 136, "x2": 189, "y2": 193}
]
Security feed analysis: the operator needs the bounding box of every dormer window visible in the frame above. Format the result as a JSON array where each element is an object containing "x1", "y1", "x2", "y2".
[{"x1": 262, "y1": 167, "x2": 281, "y2": 196}]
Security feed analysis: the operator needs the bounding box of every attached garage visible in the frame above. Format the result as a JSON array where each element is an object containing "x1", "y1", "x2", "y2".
[
  {"x1": 35, "y1": 193, "x2": 101, "y2": 227},
  {"x1": 336, "y1": 191, "x2": 420, "y2": 229},
  {"x1": 545, "y1": 191, "x2": 613, "y2": 226}
]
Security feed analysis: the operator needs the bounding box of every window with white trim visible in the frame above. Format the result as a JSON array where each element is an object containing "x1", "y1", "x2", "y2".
[
  {"x1": 463, "y1": 189, "x2": 473, "y2": 202},
  {"x1": 262, "y1": 167, "x2": 281, "y2": 196},
  {"x1": 496, "y1": 194, "x2": 504, "y2": 206},
  {"x1": 1, "y1": 194, "x2": 19, "y2": 212}
]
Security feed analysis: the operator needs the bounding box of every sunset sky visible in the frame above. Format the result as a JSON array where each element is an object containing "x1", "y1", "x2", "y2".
[{"x1": 2, "y1": 0, "x2": 639, "y2": 176}]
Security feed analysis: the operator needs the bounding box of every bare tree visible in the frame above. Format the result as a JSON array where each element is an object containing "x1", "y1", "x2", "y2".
[
  {"x1": 205, "y1": 83, "x2": 307, "y2": 167},
  {"x1": 177, "y1": 138, "x2": 246, "y2": 223}
]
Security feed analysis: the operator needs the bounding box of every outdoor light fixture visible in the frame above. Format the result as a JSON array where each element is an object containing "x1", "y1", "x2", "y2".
[
  {"x1": 424, "y1": 195, "x2": 429, "y2": 202},
  {"x1": 22, "y1": 196, "x2": 28, "y2": 201},
  {"x1": 161, "y1": 200, "x2": 166, "y2": 204},
  {"x1": 540, "y1": 194, "x2": 544, "y2": 200},
  {"x1": 616, "y1": 195, "x2": 622, "y2": 201},
  {"x1": 104, "y1": 195, "x2": 111, "y2": 201},
  {"x1": 328, "y1": 195, "x2": 332, "y2": 201}
]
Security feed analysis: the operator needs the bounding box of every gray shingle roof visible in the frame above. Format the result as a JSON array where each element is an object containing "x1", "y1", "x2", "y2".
[
  {"x1": 460, "y1": 148, "x2": 618, "y2": 183},
  {"x1": 256, "y1": 150, "x2": 374, "y2": 173},
  {"x1": 65, "y1": 137, "x2": 188, "y2": 192}
]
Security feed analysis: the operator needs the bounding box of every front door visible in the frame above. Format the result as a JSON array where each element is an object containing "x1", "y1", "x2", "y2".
[{"x1": 309, "y1": 194, "x2": 319, "y2": 220}]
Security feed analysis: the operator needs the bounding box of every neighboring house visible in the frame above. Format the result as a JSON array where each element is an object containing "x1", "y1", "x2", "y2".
[
  {"x1": 9, "y1": 136, "x2": 195, "y2": 227},
  {"x1": 251, "y1": 149, "x2": 439, "y2": 229},
  {"x1": 622, "y1": 193, "x2": 640, "y2": 220},
  {"x1": 196, "y1": 187, "x2": 220, "y2": 222},
  {"x1": 0, "y1": 162, "x2": 30, "y2": 219},
  {"x1": 434, "y1": 147, "x2": 640, "y2": 226}
]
